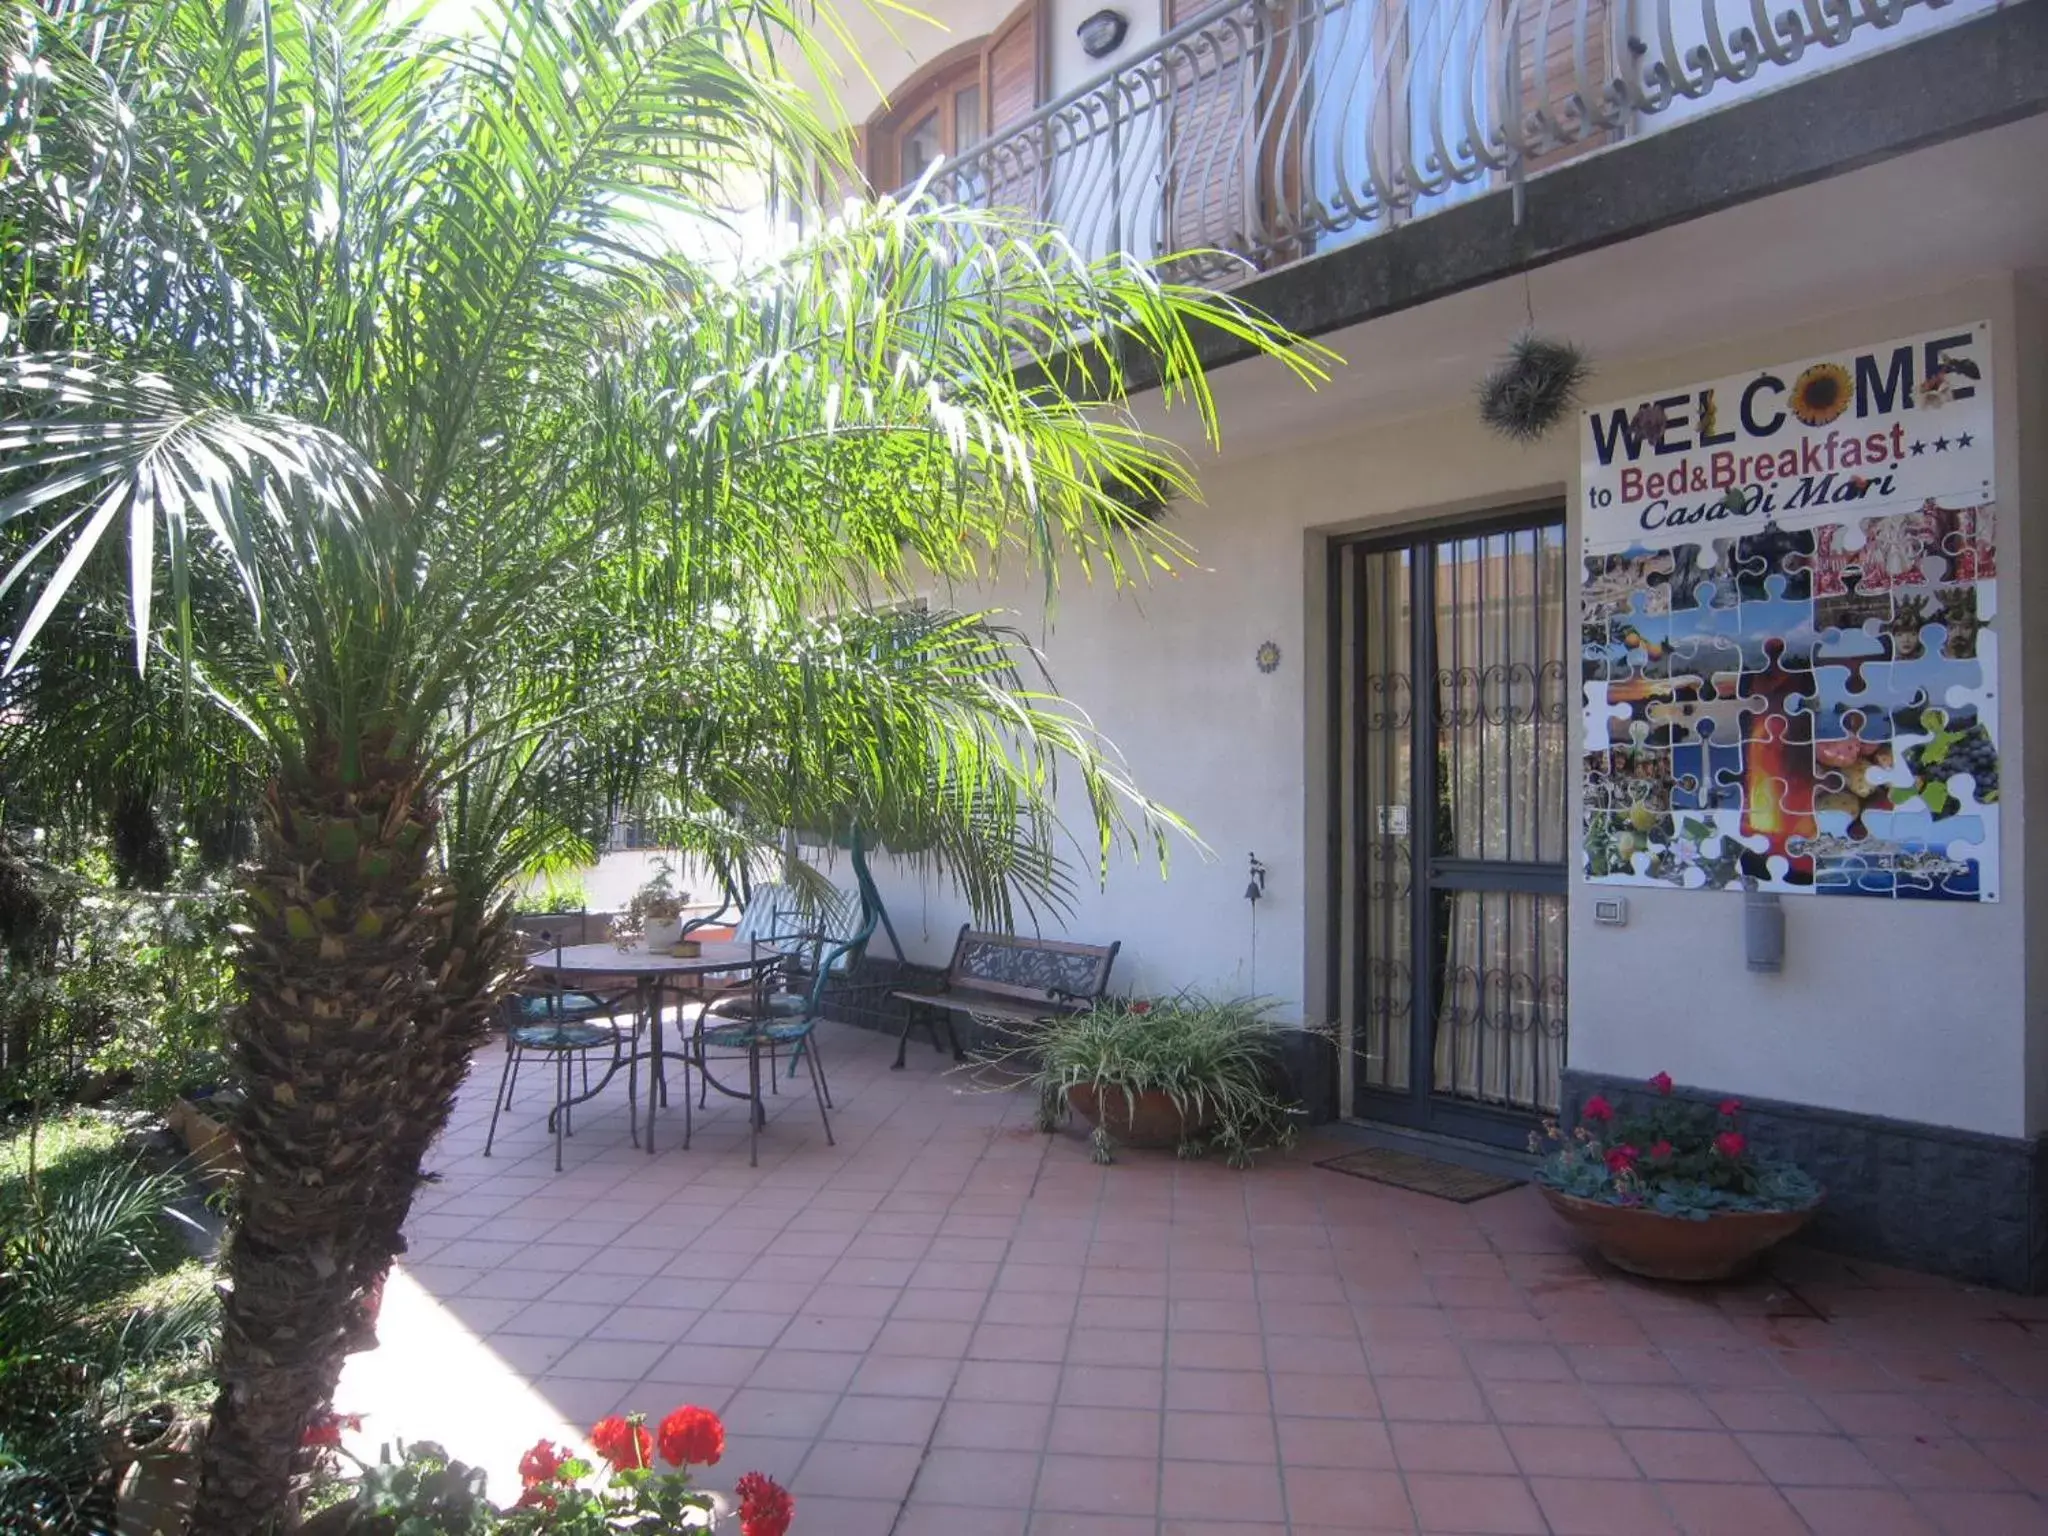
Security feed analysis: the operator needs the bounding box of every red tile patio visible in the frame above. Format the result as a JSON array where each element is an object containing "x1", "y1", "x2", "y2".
[{"x1": 337, "y1": 1020, "x2": 2048, "y2": 1534}]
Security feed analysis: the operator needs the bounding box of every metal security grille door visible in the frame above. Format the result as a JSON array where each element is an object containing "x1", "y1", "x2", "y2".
[{"x1": 1331, "y1": 512, "x2": 1569, "y2": 1145}]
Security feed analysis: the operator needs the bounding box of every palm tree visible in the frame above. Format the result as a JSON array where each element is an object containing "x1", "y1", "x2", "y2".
[{"x1": 0, "y1": 0, "x2": 1324, "y2": 1526}]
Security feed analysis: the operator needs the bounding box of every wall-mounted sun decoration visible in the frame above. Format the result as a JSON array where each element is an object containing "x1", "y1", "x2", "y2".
[{"x1": 1255, "y1": 641, "x2": 1282, "y2": 674}]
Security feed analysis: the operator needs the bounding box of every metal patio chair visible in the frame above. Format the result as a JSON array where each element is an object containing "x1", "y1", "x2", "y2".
[
  {"x1": 485, "y1": 928, "x2": 639, "y2": 1170},
  {"x1": 694, "y1": 935, "x2": 844, "y2": 1166}
]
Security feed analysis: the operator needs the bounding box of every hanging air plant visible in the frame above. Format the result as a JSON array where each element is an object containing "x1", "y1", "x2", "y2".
[
  {"x1": 1478, "y1": 333, "x2": 1592, "y2": 443},
  {"x1": 1101, "y1": 466, "x2": 1178, "y2": 525}
]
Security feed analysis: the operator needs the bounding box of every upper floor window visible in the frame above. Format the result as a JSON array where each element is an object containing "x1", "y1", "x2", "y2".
[
  {"x1": 865, "y1": 0, "x2": 1040, "y2": 193},
  {"x1": 892, "y1": 62, "x2": 985, "y2": 186}
]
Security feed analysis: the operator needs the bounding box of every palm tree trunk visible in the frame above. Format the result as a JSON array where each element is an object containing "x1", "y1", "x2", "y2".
[
  {"x1": 342, "y1": 899, "x2": 523, "y2": 1351},
  {"x1": 190, "y1": 746, "x2": 448, "y2": 1535}
]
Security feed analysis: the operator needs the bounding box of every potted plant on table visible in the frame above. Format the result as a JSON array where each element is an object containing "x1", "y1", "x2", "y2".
[
  {"x1": 614, "y1": 860, "x2": 691, "y2": 954},
  {"x1": 1534, "y1": 1072, "x2": 1823, "y2": 1281},
  {"x1": 988, "y1": 994, "x2": 1310, "y2": 1168}
]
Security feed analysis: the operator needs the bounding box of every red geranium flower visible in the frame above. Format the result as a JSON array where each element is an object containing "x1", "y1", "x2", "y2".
[
  {"x1": 301, "y1": 1412, "x2": 362, "y2": 1449},
  {"x1": 657, "y1": 1405, "x2": 725, "y2": 1468},
  {"x1": 1648, "y1": 1140, "x2": 1674, "y2": 1160},
  {"x1": 513, "y1": 1484, "x2": 558, "y2": 1513},
  {"x1": 1648, "y1": 1071, "x2": 1674, "y2": 1095},
  {"x1": 735, "y1": 1471, "x2": 796, "y2": 1536},
  {"x1": 589, "y1": 1413, "x2": 653, "y2": 1471},
  {"x1": 519, "y1": 1439, "x2": 569, "y2": 1486},
  {"x1": 1714, "y1": 1130, "x2": 1747, "y2": 1158},
  {"x1": 1718, "y1": 1098, "x2": 1742, "y2": 1116},
  {"x1": 1604, "y1": 1144, "x2": 1638, "y2": 1174},
  {"x1": 1581, "y1": 1094, "x2": 1614, "y2": 1123}
]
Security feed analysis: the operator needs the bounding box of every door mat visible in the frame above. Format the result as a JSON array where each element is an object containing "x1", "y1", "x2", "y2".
[{"x1": 1314, "y1": 1146, "x2": 1523, "y2": 1203}]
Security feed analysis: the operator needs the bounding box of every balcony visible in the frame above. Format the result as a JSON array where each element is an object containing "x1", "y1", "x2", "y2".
[{"x1": 898, "y1": 0, "x2": 1983, "y2": 287}]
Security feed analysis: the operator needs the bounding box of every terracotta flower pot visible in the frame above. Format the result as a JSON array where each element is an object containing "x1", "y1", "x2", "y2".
[
  {"x1": 112, "y1": 1405, "x2": 202, "y2": 1536},
  {"x1": 1066, "y1": 1083, "x2": 1214, "y2": 1149},
  {"x1": 169, "y1": 1095, "x2": 243, "y2": 1186},
  {"x1": 1539, "y1": 1185, "x2": 1820, "y2": 1282}
]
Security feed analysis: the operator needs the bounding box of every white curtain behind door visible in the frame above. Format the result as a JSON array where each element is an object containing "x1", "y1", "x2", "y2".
[{"x1": 1430, "y1": 527, "x2": 1568, "y2": 1112}]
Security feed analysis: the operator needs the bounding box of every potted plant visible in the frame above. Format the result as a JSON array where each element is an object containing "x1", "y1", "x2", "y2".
[
  {"x1": 617, "y1": 860, "x2": 691, "y2": 953},
  {"x1": 986, "y1": 994, "x2": 1310, "y2": 1167},
  {"x1": 1534, "y1": 1072, "x2": 1822, "y2": 1281},
  {"x1": 111, "y1": 1401, "x2": 205, "y2": 1536},
  {"x1": 168, "y1": 1083, "x2": 244, "y2": 1186}
]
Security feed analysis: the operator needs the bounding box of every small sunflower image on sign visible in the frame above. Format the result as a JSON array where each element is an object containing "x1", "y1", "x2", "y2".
[
  {"x1": 1256, "y1": 641, "x2": 1282, "y2": 674},
  {"x1": 1790, "y1": 361, "x2": 1852, "y2": 427}
]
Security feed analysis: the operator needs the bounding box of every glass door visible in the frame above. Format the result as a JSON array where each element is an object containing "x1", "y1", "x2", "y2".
[{"x1": 1331, "y1": 510, "x2": 1569, "y2": 1146}]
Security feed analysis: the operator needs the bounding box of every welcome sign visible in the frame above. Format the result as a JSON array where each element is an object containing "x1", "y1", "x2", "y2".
[
  {"x1": 1583, "y1": 325, "x2": 1995, "y2": 550},
  {"x1": 1578, "y1": 323, "x2": 2000, "y2": 902}
]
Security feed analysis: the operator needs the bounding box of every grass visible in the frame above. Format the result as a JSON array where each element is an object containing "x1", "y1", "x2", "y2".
[
  {"x1": 0, "y1": 1107, "x2": 219, "y2": 1423},
  {"x1": 0, "y1": 1108, "x2": 196, "y2": 1279}
]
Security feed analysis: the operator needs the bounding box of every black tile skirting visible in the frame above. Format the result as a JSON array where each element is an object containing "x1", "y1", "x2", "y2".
[{"x1": 1562, "y1": 1069, "x2": 2048, "y2": 1295}]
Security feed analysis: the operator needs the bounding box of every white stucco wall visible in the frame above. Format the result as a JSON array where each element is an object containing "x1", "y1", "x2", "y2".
[
  {"x1": 1558, "y1": 281, "x2": 2032, "y2": 1139},
  {"x1": 847, "y1": 265, "x2": 2039, "y2": 1141}
]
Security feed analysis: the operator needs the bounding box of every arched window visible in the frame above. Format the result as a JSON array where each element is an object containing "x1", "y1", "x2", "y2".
[
  {"x1": 865, "y1": 1, "x2": 1041, "y2": 193},
  {"x1": 885, "y1": 56, "x2": 985, "y2": 188}
]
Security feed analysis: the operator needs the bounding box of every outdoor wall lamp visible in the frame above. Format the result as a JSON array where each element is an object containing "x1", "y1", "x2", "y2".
[{"x1": 1076, "y1": 8, "x2": 1129, "y2": 58}]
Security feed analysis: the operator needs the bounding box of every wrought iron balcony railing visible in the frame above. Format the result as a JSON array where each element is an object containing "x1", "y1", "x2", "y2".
[{"x1": 901, "y1": 0, "x2": 1958, "y2": 284}]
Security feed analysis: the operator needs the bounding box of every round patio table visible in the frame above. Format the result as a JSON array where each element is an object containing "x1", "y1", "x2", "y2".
[{"x1": 526, "y1": 940, "x2": 780, "y2": 1154}]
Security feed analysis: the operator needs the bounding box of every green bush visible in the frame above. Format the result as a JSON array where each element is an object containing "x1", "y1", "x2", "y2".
[
  {"x1": 513, "y1": 871, "x2": 592, "y2": 916},
  {"x1": 0, "y1": 1111, "x2": 218, "y2": 1533},
  {"x1": 0, "y1": 839, "x2": 236, "y2": 1111}
]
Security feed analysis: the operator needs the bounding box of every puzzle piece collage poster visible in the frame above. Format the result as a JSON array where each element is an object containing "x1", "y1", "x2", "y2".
[{"x1": 1578, "y1": 323, "x2": 2000, "y2": 901}]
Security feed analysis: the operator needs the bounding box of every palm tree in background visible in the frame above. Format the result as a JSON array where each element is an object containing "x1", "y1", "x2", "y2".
[{"x1": 0, "y1": 0, "x2": 1323, "y2": 1525}]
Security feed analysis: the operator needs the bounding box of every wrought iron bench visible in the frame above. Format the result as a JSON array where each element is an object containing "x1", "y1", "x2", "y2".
[{"x1": 888, "y1": 925, "x2": 1121, "y2": 1069}]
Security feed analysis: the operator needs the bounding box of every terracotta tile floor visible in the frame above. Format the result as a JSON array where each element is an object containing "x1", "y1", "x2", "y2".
[{"x1": 337, "y1": 1020, "x2": 2048, "y2": 1534}]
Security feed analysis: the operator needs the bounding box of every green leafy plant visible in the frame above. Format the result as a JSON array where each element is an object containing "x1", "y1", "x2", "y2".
[
  {"x1": 1532, "y1": 1072, "x2": 1822, "y2": 1219},
  {"x1": 306, "y1": 1406, "x2": 790, "y2": 1536},
  {"x1": 615, "y1": 859, "x2": 689, "y2": 945},
  {"x1": 0, "y1": 839, "x2": 235, "y2": 1113},
  {"x1": 982, "y1": 994, "x2": 1312, "y2": 1168},
  {"x1": 513, "y1": 874, "x2": 592, "y2": 918},
  {"x1": 314, "y1": 1439, "x2": 494, "y2": 1535},
  {"x1": 0, "y1": 1115, "x2": 217, "y2": 1533}
]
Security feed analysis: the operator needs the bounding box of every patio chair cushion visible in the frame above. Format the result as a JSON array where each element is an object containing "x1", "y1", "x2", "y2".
[
  {"x1": 704, "y1": 992, "x2": 809, "y2": 1021},
  {"x1": 513, "y1": 991, "x2": 611, "y2": 1022},
  {"x1": 698, "y1": 1017, "x2": 814, "y2": 1049},
  {"x1": 509, "y1": 1021, "x2": 615, "y2": 1052}
]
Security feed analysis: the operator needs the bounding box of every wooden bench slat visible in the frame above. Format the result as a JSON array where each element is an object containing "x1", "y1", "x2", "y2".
[{"x1": 888, "y1": 988, "x2": 1082, "y2": 1023}]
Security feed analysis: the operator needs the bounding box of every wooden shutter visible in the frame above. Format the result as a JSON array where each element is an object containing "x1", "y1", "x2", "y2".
[
  {"x1": 985, "y1": 4, "x2": 1040, "y2": 133},
  {"x1": 1514, "y1": 0, "x2": 1616, "y2": 173},
  {"x1": 1163, "y1": 0, "x2": 1261, "y2": 264},
  {"x1": 979, "y1": 0, "x2": 1047, "y2": 219}
]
